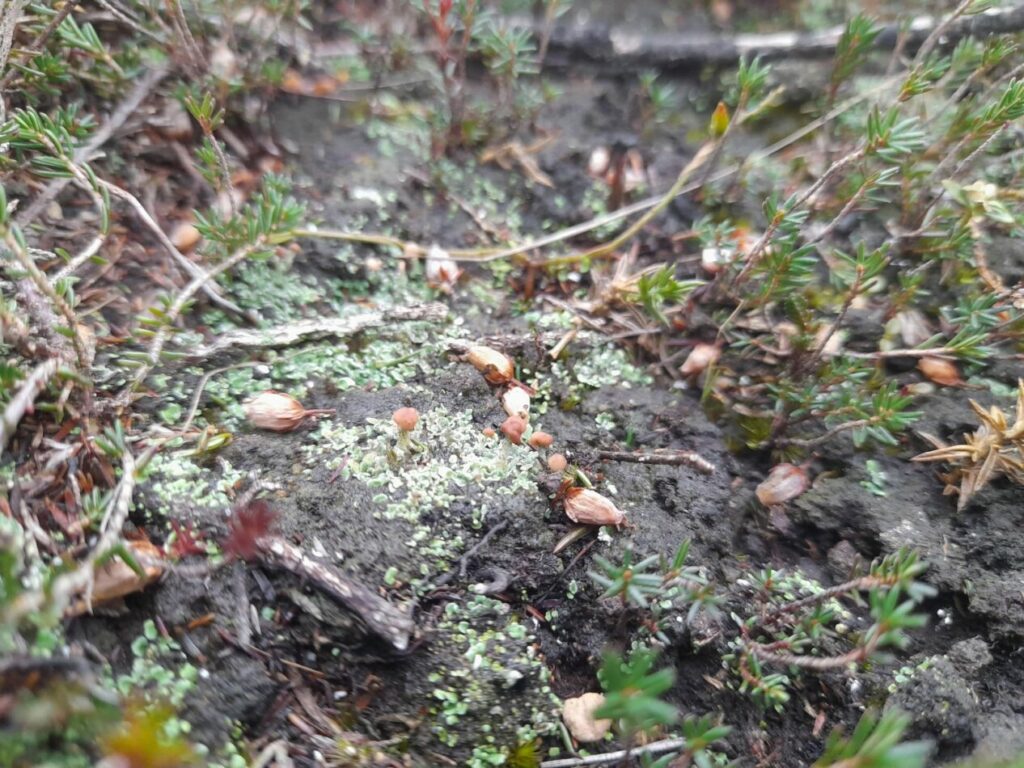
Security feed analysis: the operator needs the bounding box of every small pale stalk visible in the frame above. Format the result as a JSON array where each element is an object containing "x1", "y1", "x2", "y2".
[{"x1": 501, "y1": 385, "x2": 531, "y2": 421}]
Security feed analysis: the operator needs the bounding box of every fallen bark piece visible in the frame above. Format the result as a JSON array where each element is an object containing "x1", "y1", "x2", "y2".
[
  {"x1": 186, "y1": 303, "x2": 449, "y2": 361},
  {"x1": 257, "y1": 536, "x2": 414, "y2": 652},
  {"x1": 562, "y1": 692, "x2": 612, "y2": 744}
]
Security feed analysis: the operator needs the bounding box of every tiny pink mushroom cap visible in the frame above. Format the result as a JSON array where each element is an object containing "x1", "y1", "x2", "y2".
[
  {"x1": 500, "y1": 415, "x2": 527, "y2": 445},
  {"x1": 529, "y1": 431, "x2": 554, "y2": 449},
  {"x1": 393, "y1": 407, "x2": 420, "y2": 432}
]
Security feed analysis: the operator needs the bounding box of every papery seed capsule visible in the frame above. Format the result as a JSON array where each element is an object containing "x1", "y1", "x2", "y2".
[
  {"x1": 425, "y1": 244, "x2": 461, "y2": 294},
  {"x1": 755, "y1": 463, "x2": 810, "y2": 506},
  {"x1": 467, "y1": 345, "x2": 515, "y2": 385},
  {"x1": 170, "y1": 221, "x2": 202, "y2": 252},
  {"x1": 502, "y1": 385, "x2": 531, "y2": 421},
  {"x1": 918, "y1": 356, "x2": 962, "y2": 387},
  {"x1": 564, "y1": 487, "x2": 626, "y2": 527},
  {"x1": 244, "y1": 391, "x2": 332, "y2": 432},
  {"x1": 547, "y1": 453, "x2": 568, "y2": 472}
]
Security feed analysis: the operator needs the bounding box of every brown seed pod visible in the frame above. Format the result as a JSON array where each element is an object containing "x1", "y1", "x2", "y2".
[
  {"x1": 918, "y1": 356, "x2": 962, "y2": 387},
  {"x1": 547, "y1": 453, "x2": 568, "y2": 472},
  {"x1": 755, "y1": 463, "x2": 810, "y2": 506},
  {"x1": 244, "y1": 391, "x2": 333, "y2": 432},
  {"x1": 564, "y1": 487, "x2": 626, "y2": 527},
  {"x1": 170, "y1": 221, "x2": 202, "y2": 252},
  {"x1": 467, "y1": 345, "x2": 515, "y2": 386},
  {"x1": 679, "y1": 343, "x2": 721, "y2": 378}
]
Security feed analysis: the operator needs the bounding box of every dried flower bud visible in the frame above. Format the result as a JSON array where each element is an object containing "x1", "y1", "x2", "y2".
[
  {"x1": 680, "y1": 343, "x2": 721, "y2": 378},
  {"x1": 918, "y1": 356, "x2": 962, "y2": 387},
  {"x1": 244, "y1": 391, "x2": 333, "y2": 432},
  {"x1": 482, "y1": 427, "x2": 496, "y2": 438},
  {"x1": 709, "y1": 100, "x2": 730, "y2": 137},
  {"x1": 756, "y1": 463, "x2": 810, "y2": 507},
  {"x1": 223, "y1": 500, "x2": 276, "y2": 561},
  {"x1": 502, "y1": 385, "x2": 531, "y2": 421},
  {"x1": 529, "y1": 431, "x2": 554, "y2": 449},
  {"x1": 425, "y1": 244, "x2": 461, "y2": 294},
  {"x1": 467, "y1": 345, "x2": 515, "y2": 386},
  {"x1": 701, "y1": 246, "x2": 735, "y2": 275},
  {"x1": 564, "y1": 487, "x2": 626, "y2": 527},
  {"x1": 588, "y1": 146, "x2": 611, "y2": 178},
  {"x1": 500, "y1": 415, "x2": 527, "y2": 445},
  {"x1": 392, "y1": 407, "x2": 420, "y2": 432},
  {"x1": 548, "y1": 453, "x2": 568, "y2": 472}
]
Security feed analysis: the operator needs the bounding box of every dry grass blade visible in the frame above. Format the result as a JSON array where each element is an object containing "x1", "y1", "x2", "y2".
[{"x1": 913, "y1": 380, "x2": 1024, "y2": 510}]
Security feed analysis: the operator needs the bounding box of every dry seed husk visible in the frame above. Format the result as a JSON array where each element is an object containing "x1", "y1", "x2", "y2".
[
  {"x1": 467, "y1": 345, "x2": 515, "y2": 385},
  {"x1": 564, "y1": 487, "x2": 626, "y2": 526},
  {"x1": 244, "y1": 391, "x2": 332, "y2": 432}
]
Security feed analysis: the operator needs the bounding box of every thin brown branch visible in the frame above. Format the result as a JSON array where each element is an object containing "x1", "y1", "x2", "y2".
[
  {"x1": 123, "y1": 239, "x2": 265, "y2": 399},
  {"x1": 774, "y1": 418, "x2": 873, "y2": 448}
]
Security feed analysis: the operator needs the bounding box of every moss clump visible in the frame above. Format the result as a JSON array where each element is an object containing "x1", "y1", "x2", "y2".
[
  {"x1": 142, "y1": 449, "x2": 245, "y2": 519},
  {"x1": 427, "y1": 595, "x2": 560, "y2": 755}
]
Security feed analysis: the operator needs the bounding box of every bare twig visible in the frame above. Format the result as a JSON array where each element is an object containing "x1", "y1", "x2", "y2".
[
  {"x1": 294, "y1": 75, "x2": 899, "y2": 268},
  {"x1": 0, "y1": 358, "x2": 59, "y2": 452},
  {"x1": 98, "y1": 179, "x2": 252, "y2": 321},
  {"x1": 540, "y1": 738, "x2": 688, "y2": 768},
  {"x1": 542, "y1": 3, "x2": 1024, "y2": 72},
  {"x1": 774, "y1": 418, "x2": 874, "y2": 448},
  {"x1": 256, "y1": 536, "x2": 413, "y2": 651},
  {"x1": 597, "y1": 449, "x2": 715, "y2": 475}
]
